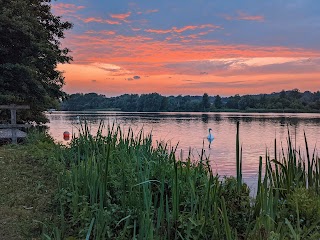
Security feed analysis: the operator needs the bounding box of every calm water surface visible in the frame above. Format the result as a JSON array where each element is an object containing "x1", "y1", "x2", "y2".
[{"x1": 47, "y1": 111, "x2": 320, "y2": 192}]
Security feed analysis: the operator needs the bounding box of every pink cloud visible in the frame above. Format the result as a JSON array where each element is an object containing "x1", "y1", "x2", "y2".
[
  {"x1": 145, "y1": 29, "x2": 172, "y2": 34},
  {"x1": 85, "y1": 30, "x2": 116, "y2": 35},
  {"x1": 82, "y1": 17, "x2": 121, "y2": 25},
  {"x1": 145, "y1": 24, "x2": 220, "y2": 34},
  {"x1": 64, "y1": 33, "x2": 320, "y2": 77},
  {"x1": 146, "y1": 9, "x2": 159, "y2": 14},
  {"x1": 224, "y1": 11, "x2": 265, "y2": 22},
  {"x1": 237, "y1": 11, "x2": 265, "y2": 21},
  {"x1": 110, "y1": 12, "x2": 131, "y2": 20},
  {"x1": 51, "y1": 3, "x2": 85, "y2": 15}
]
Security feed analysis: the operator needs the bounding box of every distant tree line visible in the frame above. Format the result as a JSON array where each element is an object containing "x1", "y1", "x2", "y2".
[{"x1": 60, "y1": 89, "x2": 320, "y2": 112}]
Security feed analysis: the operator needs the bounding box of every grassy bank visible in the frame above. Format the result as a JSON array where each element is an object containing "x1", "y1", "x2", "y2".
[
  {"x1": 0, "y1": 133, "x2": 62, "y2": 239},
  {"x1": 1, "y1": 124, "x2": 320, "y2": 239}
]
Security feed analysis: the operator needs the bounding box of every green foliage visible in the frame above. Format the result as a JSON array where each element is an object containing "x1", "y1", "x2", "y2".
[
  {"x1": 225, "y1": 94, "x2": 240, "y2": 109},
  {"x1": 61, "y1": 89, "x2": 320, "y2": 113},
  {"x1": 61, "y1": 93, "x2": 206, "y2": 112},
  {"x1": 220, "y1": 177, "x2": 251, "y2": 238},
  {"x1": 214, "y1": 94, "x2": 223, "y2": 109},
  {"x1": 33, "y1": 123, "x2": 317, "y2": 239},
  {"x1": 0, "y1": 0, "x2": 72, "y2": 123},
  {"x1": 44, "y1": 124, "x2": 251, "y2": 239},
  {"x1": 3, "y1": 124, "x2": 319, "y2": 239},
  {"x1": 43, "y1": 123, "x2": 318, "y2": 240},
  {"x1": 202, "y1": 93, "x2": 210, "y2": 110},
  {"x1": 60, "y1": 93, "x2": 108, "y2": 111},
  {"x1": 285, "y1": 188, "x2": 320, "y2": 227},
  {"x1": 137, "y1": 93, "x2": 164, "y2": 111}
]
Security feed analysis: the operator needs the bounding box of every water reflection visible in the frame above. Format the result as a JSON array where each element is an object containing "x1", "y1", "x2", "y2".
[
  {"x1": 207, "y1": 137, "x2": 213, "y2": 149},
  {"x1": 214, "y1": 114, "x2": 222, "y2": 122},
  {"x1": 46, "y1": 111, "x2": 320, "y2": 191},
  {"x1": 202, "y1": 114, "x2": 209, "y2": 123},
  {"x1": 57, "y1": 111, "x2": 320, "y2": 126}
]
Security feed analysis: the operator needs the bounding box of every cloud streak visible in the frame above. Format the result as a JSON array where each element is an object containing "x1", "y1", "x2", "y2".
[
  {"x1": 146, "y1": 9, "x2": 159, "y2": 14},
  {"x1": 164, "y1": 57, "x2": 320, "y2": 76},
  {"x1": 223, "y1": 11, "x2": 264, "y2": 22},
  {"x1": 51, "y1": 3, "x2": 85, "y2": 15},
  {"x1": 66, "y1": 32, "x2": 320, "y2": 70},
  {"x1": 82, "y1": 17, "x2": 121, "y2": 25},
  {"x1": 110, "y1": 12, "x2": 131, "y2": 20},
  {"x1": 145, "y1": 24, "x2": 220, "y2": 34},
  {"x1": 85, "y1": 30, "x2": 116, "y2": 35}
]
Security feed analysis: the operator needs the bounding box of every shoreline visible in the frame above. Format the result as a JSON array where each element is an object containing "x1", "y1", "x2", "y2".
[{"x1": 53, "y1": 109, "x2": 320, "y2": 114}]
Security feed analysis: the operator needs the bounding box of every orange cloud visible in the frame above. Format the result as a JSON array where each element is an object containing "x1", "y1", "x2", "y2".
[
  {"x1": 59, "y1": 31, "x2": 320, "y2": 96},
  {"x1": 65, "y1": 33, "x2": 320, "y2": 67},
  {"x1": 60, "y1": 63, "x2": 320, "y2": 96},
  {"x1": 163, "y1": 57, "x2": 320, "y2": 77},
  {"x1": 177, "y1": 73, "x2": 320, "y2": 96}
]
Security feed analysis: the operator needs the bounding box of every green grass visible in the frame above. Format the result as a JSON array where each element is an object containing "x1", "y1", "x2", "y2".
[{"x1": 0, "y1": 131, "x2": 62, "y2": 240}]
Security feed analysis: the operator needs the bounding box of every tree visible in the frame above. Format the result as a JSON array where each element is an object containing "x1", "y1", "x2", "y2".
[
  {"x1": 202, "y1": 93, "x2": 210, "y2": 110},
  {"x1": 0, "y1": 0, "x2": 72, "y2": 123},
  {"x1": 289, "y1": 89, "x2": 301, "y2": 99},
  {"x1": 280, "y1": 90, "x2": 286, "y2": 99},
  {"x1": 160, "y1": 96, "x2": 168, "y2": 111},
  {"x1": 214, "y1": 95, "x2": 223, "y2": 109},
  {"x1": 226, "y1": 94, "x2": 240, "y2": 109}
]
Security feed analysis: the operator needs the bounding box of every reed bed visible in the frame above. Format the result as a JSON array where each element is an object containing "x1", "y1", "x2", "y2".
[{"x1": 45, "y1": 122, "x2": 320, "y2": 240}]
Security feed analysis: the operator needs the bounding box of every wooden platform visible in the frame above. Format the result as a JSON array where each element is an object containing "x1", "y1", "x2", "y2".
[{"x1": 0, "y1": 129, "x2": 27, "y2": 139}]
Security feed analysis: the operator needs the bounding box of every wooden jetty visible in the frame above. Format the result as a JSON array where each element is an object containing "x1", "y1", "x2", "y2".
[
  {"x1": 0, "y1": 105, "x2": 30, "y2": 144},
  {"x1": 0, "y1": 129, "x2": 27, "y2": 138}
]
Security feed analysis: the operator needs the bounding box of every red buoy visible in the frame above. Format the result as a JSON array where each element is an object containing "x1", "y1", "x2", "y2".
[{"x1": 63, "y1": 131, "x2": 70, "y2": 141}]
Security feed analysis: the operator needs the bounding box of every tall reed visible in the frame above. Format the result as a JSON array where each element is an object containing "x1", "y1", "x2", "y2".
[
  {"x1": 53, "y1": 122, "x2": 248, "y2": 239},
  {"x1": 45, "y1": 122, "x2": 319, "y2": 240}
]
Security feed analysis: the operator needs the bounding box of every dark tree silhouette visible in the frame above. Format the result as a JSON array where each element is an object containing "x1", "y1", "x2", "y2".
[{"x1": 0, "y1": 0, "x2": 72, "y2": 123}]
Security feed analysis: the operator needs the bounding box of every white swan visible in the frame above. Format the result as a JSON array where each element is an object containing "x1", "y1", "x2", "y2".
[{"x1": 207, "y1": 128, "x2": 214, "y2": 141}]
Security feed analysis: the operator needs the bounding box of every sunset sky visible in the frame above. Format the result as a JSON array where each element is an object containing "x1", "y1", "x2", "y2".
[{"x1": 52, "y1": 0, "x2": 320, "y2": 97}]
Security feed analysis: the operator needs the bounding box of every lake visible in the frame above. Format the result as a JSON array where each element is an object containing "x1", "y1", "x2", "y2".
[{"x1": 46, "y1": 111, "x2": 320, "y2": 192}]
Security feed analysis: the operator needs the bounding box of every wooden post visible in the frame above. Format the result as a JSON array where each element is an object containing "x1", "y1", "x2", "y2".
[{"x1": 0, "y1": 105, "x2": 30, "y2": 144}]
